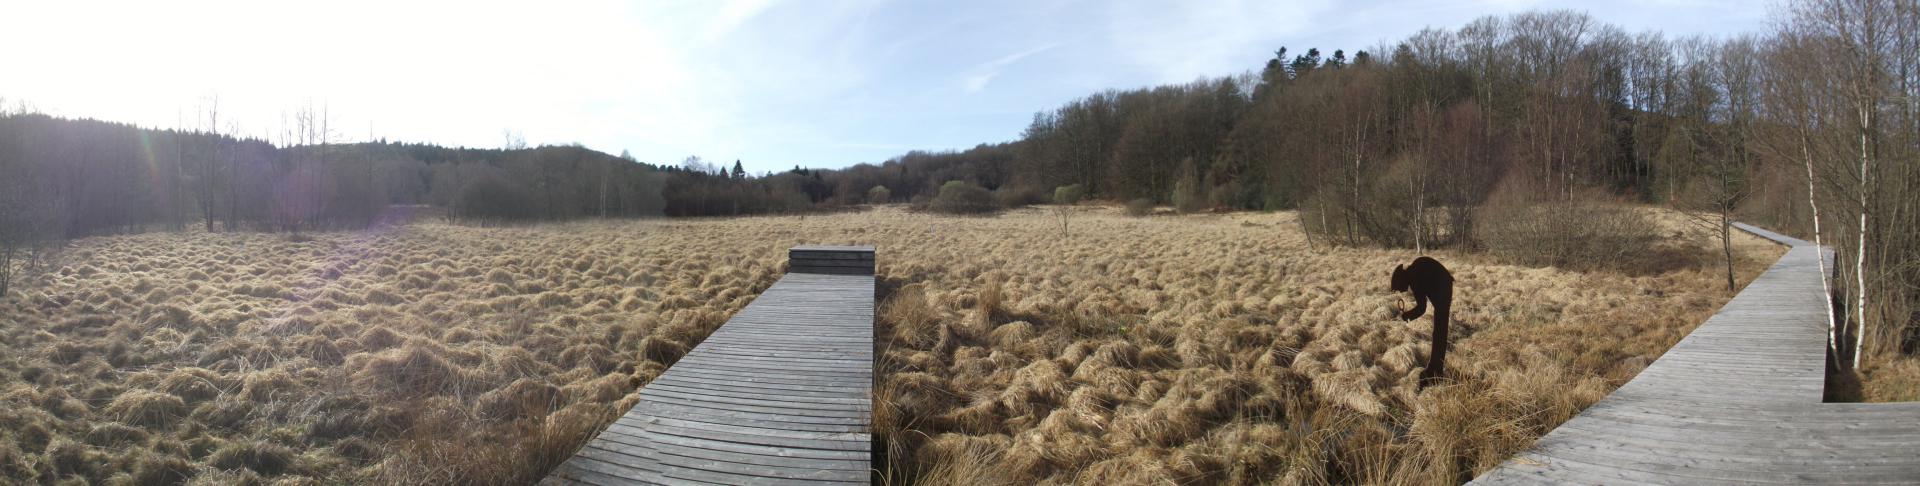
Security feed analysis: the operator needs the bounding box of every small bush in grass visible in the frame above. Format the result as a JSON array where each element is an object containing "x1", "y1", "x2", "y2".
[
  {"x1": 1125, "y1": 199, "x2": 1155, "y2": 217},
  {"x1": 929, "y1": 181, "x2": 998, "y2": 215},
  {"x1": 867, "y1": 185, "x2": 892, "y2": 204},
  {"x1": 1172, "y1": 179, "x2": 1208, "y2": 214},
  {"x1": 1053, "y1": 184, "x2": 1086, "y2": 205}
]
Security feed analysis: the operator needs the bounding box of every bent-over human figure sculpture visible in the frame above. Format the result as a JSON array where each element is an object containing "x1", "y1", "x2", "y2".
[{"x1": 1391, "y1": 256, "x2": 1453, "y2": 389}]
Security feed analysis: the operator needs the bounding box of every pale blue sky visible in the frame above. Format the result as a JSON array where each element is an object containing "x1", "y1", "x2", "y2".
[{"x1": 1, "y1": 0, "x2": 1771, "y2": 172}]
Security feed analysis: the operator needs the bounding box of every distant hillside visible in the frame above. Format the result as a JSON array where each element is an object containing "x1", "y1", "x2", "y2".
[{"x1": 0, "y1": 113, "x2": 883, "y2": 238}]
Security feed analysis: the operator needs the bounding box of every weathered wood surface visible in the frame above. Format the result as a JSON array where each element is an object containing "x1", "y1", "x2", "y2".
[
  {"x1": 789, "y1": 245, "x2": 876, "y2": 276},
  {"x1": 545, "y1": 247, "x2": 874, "y2": 485},
  {"x1": 1471, "y1": 225, "x2": 1920, "y2": 485}
]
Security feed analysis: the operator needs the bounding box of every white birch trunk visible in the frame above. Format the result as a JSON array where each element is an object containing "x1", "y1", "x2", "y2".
[
  {"x1": 1854, "y1": 118, "x2": 1869, "y2": 369},
  {"x1": 1803, "y1": 142, "x2": 1838, "y2": 360}
]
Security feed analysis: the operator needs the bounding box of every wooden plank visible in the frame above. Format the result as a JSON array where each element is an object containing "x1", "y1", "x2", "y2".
[
  {"x1": 663, "y1": 359, "x2": 874, "y2": 378},
  {"x1": 544, "y1": 458, "x2": 637, "y2": 486},
  {"x1": 654, "y1": 452, "x2": 869, "y2": 483},
  {"x1": 788, "y1": 266, "x2": 874, "y2": 275},
  {"x1": 656, "y1": 463, "x2": 861, "y2": 486},
  {"x1": 636, "y1": 401, "x2": 870, "y2": 430},
  {"x1": 654, "y1": 373, "x2": 870, "y2": 395},
  {"x1": 556, "y1": 454, "x2": 661, "y2": 485},
  {"x1": 650, "y1": 377, "x2": 869, "y2": 401},
  {"x1": 638, "y1": 421, "x2": 869, "y2": 451},
  {"x1": 788, "y1": 255, "x2": 875, "y2": 263},
  {"x1": 635, "y1": 387, "x2": 872, "y2": 413},
  {"x1": 690, "y1": 338, "x2": 872, "y2": 353},
  {"x1": 682, "y1": 346, "x2": 873, "y2": 361},
  {"x1": 642, "y1": 382, "x2": 869, "y2": 405},
  {"x1": 787, "y1": 260, "x2": 875, "y2": 269},
  {"x1": 788, "y1": 244, "x2": 875, "y2": 252},
  {"x1": 575, "y1": 444, "x2": 664, "y2": 474},
  {"x1": 663, "y1": 367, "x2": 874, "y2": 388},
  {"x1": 651, "y1": 440, "x2": 868, "y2": 471},
  {"x1": 627, "y1": 394, "x2": 872, "y2": 420},
  {"x1": 645, "y1": 429, "x2": 871, "y2": 461},
  {"x1": 672, "y1": 353, "x2": 874, "y2": 371}
]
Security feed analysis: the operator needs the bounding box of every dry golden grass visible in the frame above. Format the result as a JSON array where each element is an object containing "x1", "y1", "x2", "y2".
[
  {"x1": 0, "y1": 221, "x2": 785, "y2": 484},
  {"x1": 0, "y1": 206, "x2": 1781, "y2": 485},
  {"x1": 867, "y1": 206, "x2": 1781, "y2": 485}
]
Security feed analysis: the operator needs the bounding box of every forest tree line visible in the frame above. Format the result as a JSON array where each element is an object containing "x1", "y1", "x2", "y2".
[
  {"x1": 843, "y1": 2, "x2": 1917, "y2": 368},
  {"x1": 1, "y1": 0, "x2": 1915, "y2": 367},
  {"x1": 0, "y1": 110, "x2": 858, "y2": 238}
]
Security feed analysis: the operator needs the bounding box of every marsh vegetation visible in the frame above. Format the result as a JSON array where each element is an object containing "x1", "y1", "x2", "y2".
[{"x1": 0, "y1": 207, "x2": 1778, "y2": 484}]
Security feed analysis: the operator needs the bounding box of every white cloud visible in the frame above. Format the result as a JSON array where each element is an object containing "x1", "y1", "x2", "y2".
[
  {"x1": 962, "y1": 42, "x2": 1063, "y2": 93},
  {"x1": 700, "y1": 0, "x2": 782, "y2": 43}
]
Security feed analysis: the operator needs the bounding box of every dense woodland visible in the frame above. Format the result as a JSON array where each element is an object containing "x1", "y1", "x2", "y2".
[{"x1": 1, "y1": 1, "x2": 1915, "y2": 368}]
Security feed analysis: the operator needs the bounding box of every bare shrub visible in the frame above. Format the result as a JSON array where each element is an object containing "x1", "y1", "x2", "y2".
[
  {"x1": 1477, "y1": 189, "x2": 1665, "y2": 271},
  {"x1": 1125, "y1": 199, "x2": 1154, "y2": 217},
  {"x1": 1299, "y1": 164, "x2": 1419, "y2": 248},
  {"x1": 994, "y1": 186, "x2": 1046, "y2": 209}
]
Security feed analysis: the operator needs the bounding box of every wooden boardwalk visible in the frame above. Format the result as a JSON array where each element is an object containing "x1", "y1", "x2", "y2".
[
  {"x1": 545, "y1": 246, "x2": 875, "y2": 485},
  {"x1": 1471, "y1": 224, "x2": 1920, "y2": 485}
]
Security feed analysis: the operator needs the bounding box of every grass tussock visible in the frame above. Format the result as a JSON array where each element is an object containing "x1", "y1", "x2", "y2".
[
  {"x1": 105, "y1": 390, "x2": 189, "y2": 428},
  {"x1": 0, "y1": 206, "x2": 1780, "y2": 483}
]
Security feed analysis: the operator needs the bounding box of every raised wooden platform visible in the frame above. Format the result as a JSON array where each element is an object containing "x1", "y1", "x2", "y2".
[
  {"x1": 1470, "y1": 224, "x2": 1920, "y2": 485},
  {"x1": 545, "y1": 246, "x2": 875, "y2": 485}
]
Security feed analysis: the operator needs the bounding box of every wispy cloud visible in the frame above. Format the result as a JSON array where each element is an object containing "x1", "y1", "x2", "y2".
[
  {"x1": 700, "y1": 0, "x2": 782, "y2": 43},
  {"x1": 963, "y1": 42, "x2": 1064, "y2": 93}
]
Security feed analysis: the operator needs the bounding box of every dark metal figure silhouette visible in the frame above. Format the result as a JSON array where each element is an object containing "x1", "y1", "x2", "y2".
[{"x1": 1391, "y1": 256, "x2": 1453, "y2": 389}]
